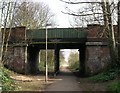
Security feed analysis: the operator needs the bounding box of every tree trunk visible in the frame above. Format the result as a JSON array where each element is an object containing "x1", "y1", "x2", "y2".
[
  {"x1": 118, "y1": 1, "x2": 120, "y2": 65},
  {"x1": 101, "y1": 0, "x2": 117, "y2": 66}
]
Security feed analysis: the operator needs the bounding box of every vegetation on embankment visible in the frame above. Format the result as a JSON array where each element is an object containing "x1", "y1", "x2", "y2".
[
  {"x1": 73, "y1": 65, "x2": 120, "y2": 92},
  {"x1": 89, "y1": 66, "x2": 120, "y2": 92},
  {"x1": 1, "y1": 66, "x2": 48, "y2": 91},
  {"x1": 0, "y1": 66, "x2": 15, "y2": 91},
  {"x1": 90, "y1": 66, "x2": 120, "y2": 82}
]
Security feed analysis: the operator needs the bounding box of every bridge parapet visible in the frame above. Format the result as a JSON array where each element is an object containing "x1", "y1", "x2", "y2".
[
  {"x1": 87, "y1": 24, "x2": 118, "y2": 42},
  {"x1": 26, "y1": 28, "x2": 87, "y2": 43},
  {"x1": 2, "y1": 26, "x2": 26, "y2": 44}
]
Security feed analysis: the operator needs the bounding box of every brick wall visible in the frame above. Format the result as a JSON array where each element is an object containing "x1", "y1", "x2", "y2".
[
  {"x1": 2, "y1": 26, "x2": 26, "y2": 42},
  {"x1": 2, "y1": 27, "x2": 27, "y2": 74},
  {"x1": 85, "y1": 24, "x2": 115, "y2": 75},
  {"x1": 85, "y1": 45, "x2": 111, "y2": 75},
  {"x1": 87, "y1": 24, "x2": 118, "y2": 38},
  {"x1": 4, "y1": 47, "x2": 26, "y2": 73}
]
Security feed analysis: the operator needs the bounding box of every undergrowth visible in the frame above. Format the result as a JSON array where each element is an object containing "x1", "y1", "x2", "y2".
[
  {"x1": 0, "y1": 66, "x2": 15, "y2": 91},
  {"x1": 107, "y1": 80, "x2": 120, "y2": 93},
  {"x1": 90, "y1": 66, "x2": 120, "y2": 82},
  {"x1": 89, "y1": 66, "x2": 120, "y2": 92}
]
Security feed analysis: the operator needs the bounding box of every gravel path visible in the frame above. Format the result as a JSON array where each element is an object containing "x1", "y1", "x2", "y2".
[{"x1": 45, "y1": 67, "x2": 81, "y2": 91}]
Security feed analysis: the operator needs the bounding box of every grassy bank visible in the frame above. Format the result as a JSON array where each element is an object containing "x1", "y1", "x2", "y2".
[
  {"x1": 89, "y1": 66, "x2": 120, "y2": 92},
  {"x1": 0, "y1": 66, "x2": 15, "y2": 91}
]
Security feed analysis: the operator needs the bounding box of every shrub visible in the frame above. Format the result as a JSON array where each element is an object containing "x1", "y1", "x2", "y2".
[
  {"x1": 90, "y1": 66, "x2": 120, "y2": 82},
  {"x1": 0, "y1": 66, "x2": 15, "y2": 91}
]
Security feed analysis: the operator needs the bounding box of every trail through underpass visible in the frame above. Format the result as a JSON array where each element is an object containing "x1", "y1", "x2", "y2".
[
  {"x1": 45, "y1": 67, "x2": 81, "y2": 91},
  {"x1": 10, "y1": 66, "x2": 116, "y2": 92}
]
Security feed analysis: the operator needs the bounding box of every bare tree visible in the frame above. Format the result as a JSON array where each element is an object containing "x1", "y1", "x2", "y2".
[
  {"x1": 102, "y1": 0, "x2": 118, "y2": 65},
  {"x1": 12, "y1": 1, "x2": 55, "y2": 29},
  {"x1": 71, "y1": 2, "x2": 103, "y2": 27},
  {"x1": 0, "y1": 2, "x2": 16, "y2": 63},
  {"x1": 61, "y1": 0, "x2": 117, "y2": 27},
  {"x1": 61, "y1": 0, "x2": 118, "y2": 65}
]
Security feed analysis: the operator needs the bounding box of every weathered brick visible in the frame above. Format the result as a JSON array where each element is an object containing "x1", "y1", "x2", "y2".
[{"x1": 85, "y1": 45, "x2": 111, "y2": 75}]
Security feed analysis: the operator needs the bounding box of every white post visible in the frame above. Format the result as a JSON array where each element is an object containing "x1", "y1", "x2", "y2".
[
  {"x1": 39, "y1": 51, "x2": 41, "y2": 64},
  {"x1": 45, "y1": 25, "x2": 48, "y2": 82},
  {"x1": 45, "y1": 23, "x2": 51, "y2": 82}
]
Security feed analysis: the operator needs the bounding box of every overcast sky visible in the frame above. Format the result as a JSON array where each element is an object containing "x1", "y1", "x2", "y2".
[
  {"x1": 33, "y1": 0, "x2": 82, "y2": 28},
  {"x1": 40, "y1": 0, "x2": 71, "y2": 28}
]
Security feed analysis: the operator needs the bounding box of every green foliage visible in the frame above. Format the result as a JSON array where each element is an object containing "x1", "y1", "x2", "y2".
[
  {"x1": 39, "y1": 50, "x2": 64, "y2": 71},
  {"x1": 90, "y1": 66, "x2": 120, "y2": 82},
  {"x1": 107, "y1": 81, "x2": 120, "y2": 93},
  {"x1": 39, "y1": 61, "x2": 54, "y2": 71},
  {"x1": 69, "y1": 61, "x2": 79, "y2": 71},
  {"x1": 39, "y1": 61, "x2": 45, "y2": 71},
  {"x1": 40, "y1": 50, "x2": 54, "y2": 66},
  {"x1": 68, "y1": 51, "x2": 79, "y2": 71},
  {"x1": 39, "y1": 50, "x2": 57, "y2": 71},
  {"x1": 0, "y1": 66, "x2": 15, "y2": 91}
]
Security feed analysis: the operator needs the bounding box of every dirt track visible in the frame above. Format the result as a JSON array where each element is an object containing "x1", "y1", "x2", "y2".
[
  {"x1": 11, "y1": 66, "x2": 117, "y2": 92},
  {"x1": 45, "y1": 67, "x2": 81, "y2": 91}
]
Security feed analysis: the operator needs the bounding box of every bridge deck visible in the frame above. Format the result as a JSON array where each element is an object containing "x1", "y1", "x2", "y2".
[{"x1": 26, "y1": 28, "x2": 87, "y2": 43}]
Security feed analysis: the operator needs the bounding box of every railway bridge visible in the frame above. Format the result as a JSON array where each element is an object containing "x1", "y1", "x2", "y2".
[{"x1": 1, "y1": 24, "x2": 115, "y2": 76}]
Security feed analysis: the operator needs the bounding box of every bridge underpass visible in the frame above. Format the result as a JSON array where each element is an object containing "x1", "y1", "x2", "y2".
[
  {"x1": 2, "y1": 25, "x2": 111, "y2": 76},
  {"x1": 27, "y1": 43, "x2": 86, "y2": 75},
  {"x1": 26, "y1": 28, "x2": 87, "y2": 75}
]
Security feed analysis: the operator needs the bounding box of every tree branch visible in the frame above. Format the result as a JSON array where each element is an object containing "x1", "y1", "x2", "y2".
[
  {"x1": 60, "y1": 0, "x2": 102, "y2": 4},
  {"x1": 61, "y1": 11, "x2": 102, "y2": 16}
]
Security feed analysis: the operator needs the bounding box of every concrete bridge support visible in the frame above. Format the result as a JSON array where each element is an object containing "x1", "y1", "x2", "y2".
[
  {"x1": 54, "y1": 45, "x2": 60, "y2": 75},
  {"x1": 27, "y1": 46, "x2": 39, "y2": 74}
]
